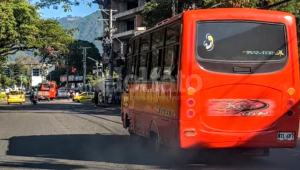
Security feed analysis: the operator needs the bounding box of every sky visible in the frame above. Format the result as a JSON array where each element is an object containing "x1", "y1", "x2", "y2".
[{"x1": 30, "y1": 0, "x2": 99, "y2": 19}]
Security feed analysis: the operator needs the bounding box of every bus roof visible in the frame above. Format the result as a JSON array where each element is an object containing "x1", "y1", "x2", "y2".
[{"x1": 128, "y1": 8, "x2": 294, "y2": 42}]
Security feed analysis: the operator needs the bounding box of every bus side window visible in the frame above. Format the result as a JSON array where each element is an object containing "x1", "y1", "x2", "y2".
[
  {"x1": 137, "y1": 53, "x2": 148, "y2": 81},
  {"x1": 171, "y1": 44, "x2": 179, "y2": 80},
  {"x1": 163, "y1": 22, "x2": 180, "y2": 81},
  {"x1": 163, "y1": 45, "x2": 178, "y2": 81},
  {"x1": 149, "y1": 49, "x2": 162, "y2": 80}
]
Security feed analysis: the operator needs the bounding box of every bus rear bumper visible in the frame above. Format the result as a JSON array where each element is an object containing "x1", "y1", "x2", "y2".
[{"x1": 179, "y1": 121, "x2": 298, "y2": 149}]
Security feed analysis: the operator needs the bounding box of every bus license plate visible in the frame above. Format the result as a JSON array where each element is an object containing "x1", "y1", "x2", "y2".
[{"x1": 277, "y1": 132, "x2": 294, "y2": 141}]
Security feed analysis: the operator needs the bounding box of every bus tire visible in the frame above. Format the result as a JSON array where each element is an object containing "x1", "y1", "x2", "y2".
[
  {"x1": 125, "y1": 115, "x2": 130, "y2": 128},
  {"x1": 149, "y1": 132, "x2": 160, "y2": 153}
]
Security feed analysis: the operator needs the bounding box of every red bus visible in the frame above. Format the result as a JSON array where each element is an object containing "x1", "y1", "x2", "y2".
[
  {"x1": 121, "y1": 8, "x2": 299, "y2": 156},
  {"x1": 48, "y1": 82, "x2": 57, "y2": 100},
  {"x1": 40, "y1": 82, "x2": 57, "y2": 100},
  {"x1": 38, "y1": 83, "x2": 50, "y2": 101}
]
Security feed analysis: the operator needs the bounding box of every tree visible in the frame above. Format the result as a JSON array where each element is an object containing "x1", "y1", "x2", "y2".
[
  {"x1": 0, "y1": 56, "x2": 15, "y2": 88},
  {"x1": 7, "y1": 56, "x2": 40, "y2": 88},
  {"x1": 0, "y1": 0, "x2": 74, "y2": 61},
  {"x1": 67, "y1": 40, "x2": 101, "y2": 75},
  {"x1": 46, "y1": 68, "x2": 66, "y2": 84},
  {"x1": 37, "y1": 19, "x2": 74, "y2": 65},
  {"x1": 143, "y1": 0, "x2": 300, "y2": 53},
  {"x1": 143, "y1": 0, "x2": 299, "y2": 27}
]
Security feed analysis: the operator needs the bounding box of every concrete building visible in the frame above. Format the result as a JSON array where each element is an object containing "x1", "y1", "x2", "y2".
[{"x1": 111, "y1": 0, "x2": 150, "y2": 58}]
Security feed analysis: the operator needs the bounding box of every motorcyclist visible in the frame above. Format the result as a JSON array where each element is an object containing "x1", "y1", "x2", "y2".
[{"x1": 30, "y1": 88, "x2": 37, "y2": 101}]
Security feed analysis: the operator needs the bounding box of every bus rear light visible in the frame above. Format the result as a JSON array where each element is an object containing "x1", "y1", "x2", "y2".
[
  {"x1": 187, "y1": 109, "x2": 195, "y2": 117},
  {"x1": 287, "y1": 88, "x2": 295, "y2": 96},
  {"x1": 187, "y1": 98, "x2": 195, "y2": 106},
  {"x1": 187, "y1": 87, "x2": 195, "y2": 96},
  {"x1": 287, "y1": 99, "x2": 295, "y2": 107},
  {"x1": 286, "y1": 110, "x2": 294, "y2": 117}
]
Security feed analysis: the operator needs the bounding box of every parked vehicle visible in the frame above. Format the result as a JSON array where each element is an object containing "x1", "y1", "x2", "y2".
[{"x1": 57, "y1": 90, "x2": 68, "y2": 98}]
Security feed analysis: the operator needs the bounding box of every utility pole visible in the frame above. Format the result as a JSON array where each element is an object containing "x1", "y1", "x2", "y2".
[
  {"x1": 87, "y1": 57, "x2": 99, "y2": 78},
  {"x1": 79, "y1": 46, "x2": 91, "y2": 91},
  {"x1": 30, "y1": 63, "x2": 33, "y2": 87},
  {"x1": 66, "y1": 54, "x2": 69, "y2": 88},
  {"x1": 98, "y1": 8, "x2": 117, "y2": 78},
  {"x1": 172, "y1": 0, "x2": 176, "y2": 16}
]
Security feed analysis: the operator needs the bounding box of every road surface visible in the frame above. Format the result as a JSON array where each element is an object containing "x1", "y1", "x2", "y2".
[{"x1": 0, "y1": 98, "x2": 299, "y2": 170}]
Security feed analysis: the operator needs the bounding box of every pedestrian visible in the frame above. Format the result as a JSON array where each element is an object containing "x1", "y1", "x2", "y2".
[
  {"x1": 98, "y1": 90, "x2": 103, "y2": 103},
  {"x1": 94, "y1": 90, "x2": 99, "y2": 107}
]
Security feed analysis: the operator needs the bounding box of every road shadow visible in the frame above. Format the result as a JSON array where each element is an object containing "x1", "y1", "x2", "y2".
[
  {"x1": 0, "y1": 160, "x2": 85, "y2": 170},
  {"x1": 4, "y1": 134, "x2": 293, "y2": 169},
  {"x1": 0, "y1": 102, "x2": 120, "y2": 116}
]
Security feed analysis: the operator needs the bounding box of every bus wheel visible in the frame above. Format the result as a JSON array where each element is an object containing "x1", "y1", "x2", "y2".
[{"x1": 149, "y1": 132, "x2": 160, "y2": 153}]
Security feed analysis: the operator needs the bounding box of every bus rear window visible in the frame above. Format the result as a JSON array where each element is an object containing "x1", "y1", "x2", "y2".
[
  {"x1": 42, "y1": 84, "x2": 50, "y2": 88},
  {"x1": 196, "y1": 21, "x2": 287, "y2": 62}
]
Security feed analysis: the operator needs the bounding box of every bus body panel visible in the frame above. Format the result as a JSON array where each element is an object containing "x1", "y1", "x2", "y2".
[
  {"x1": 122, "y1": 8, "x2": 299, "y2": 150},
  {"x1": 179, "y1": 9, "x2": 299, "y2": 148},
  {"x1": 198, "y1": 84, "x2": 283, "y2": 132},
  {"x1": 48, "y1": 82, "x2": 57, "y2": 99}
]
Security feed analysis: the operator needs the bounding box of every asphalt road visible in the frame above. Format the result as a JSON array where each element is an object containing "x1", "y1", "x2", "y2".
[{"x1": 0, "y1": 98, "x2": 299, "y2": 170}]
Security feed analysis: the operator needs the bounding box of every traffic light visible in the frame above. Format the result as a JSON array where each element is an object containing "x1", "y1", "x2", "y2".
[{"x1": 71, "y1": 67, "x2": 76, "y2": 73}]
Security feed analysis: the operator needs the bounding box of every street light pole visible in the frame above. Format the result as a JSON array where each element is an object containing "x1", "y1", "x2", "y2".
[
  {"x1": 66, "y1": 54, "x2": 69, "y2": 88},
  {"x1": 79, "y1": 47, "x2": 91, "y2": 91},
  {"x1": 87, "y1": 57, "x2": 100, "y2": 78}
]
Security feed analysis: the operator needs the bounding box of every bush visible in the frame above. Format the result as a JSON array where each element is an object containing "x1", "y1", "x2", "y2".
[{"x1": 0, "y1": 93, "x2": 7, "y2": 100}]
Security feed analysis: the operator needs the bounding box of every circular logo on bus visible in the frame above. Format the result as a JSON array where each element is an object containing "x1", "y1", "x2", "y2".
[{"x1": 203, "y1": 33, "x2": 214, "y2": 51}]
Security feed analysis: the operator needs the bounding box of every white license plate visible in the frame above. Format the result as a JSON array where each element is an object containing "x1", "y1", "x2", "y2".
[{"x1": 277, "y1": 132, "x2": 295, "y2": 141}]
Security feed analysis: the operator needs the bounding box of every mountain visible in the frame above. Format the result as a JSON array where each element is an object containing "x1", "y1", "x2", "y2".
[
  {"x1": 8, "y1": 11, "x2": 103, "y2": 62},
  {"x1": 58, "y1": 11, "x2": 104, "y2": 53}
]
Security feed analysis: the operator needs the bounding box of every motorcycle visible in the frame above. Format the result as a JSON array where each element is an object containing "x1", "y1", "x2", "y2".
[{"x1": 31, "y1": 95, "x2": 37, "y2": 105}]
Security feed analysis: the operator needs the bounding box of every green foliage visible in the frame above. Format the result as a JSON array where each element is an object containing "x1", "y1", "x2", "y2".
[
  {"x1": 0, "y1": 0, "x2": 74, "y2": 63},
  {"x1": 46, "y1": 68, "x2": 67, "y2": 84},
  {"x1": 0, "y1": 93, "x2": 7, "y2": 100},
  {"x1": 0, "y1": 75, "x2": 16, "y2": 88},
  {"x1": 67, "y1": 40, "x2": 101, "y2": 75},
  {"x1": 143, "y1": 0, "x2": 172, "y2": 27},
  {"x1": 143, "y1": 0, "x2": 300, "y2": 51},
  {"x1": 0, "y1": 0, "x2": 40, "y2": 56},
  {"x1": 87, "y1": 74, "x2": 103, "y2": 86},
  {"x1": 35, "y1": 0, "x2": 89, "y2": 12}
]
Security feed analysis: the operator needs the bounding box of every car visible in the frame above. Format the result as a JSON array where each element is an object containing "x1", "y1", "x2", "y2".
[
  {"x1": 73, "y1": 92, "x2": 94, "y2": 102},
  {"x1": 57, "y1": 90, "x2": 68, "y2": 98},
  {"x1": 7, "y1": 90, "x2": 25, "y2": 105}
]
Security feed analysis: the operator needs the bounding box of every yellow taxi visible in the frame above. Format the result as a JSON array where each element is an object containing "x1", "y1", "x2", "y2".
[
  {"x1": 73, "y1": 92, "x2": 94, "y2": 102},
  {"x1": 7, "y1": 90, "x2": 26, "y2": 105}
]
